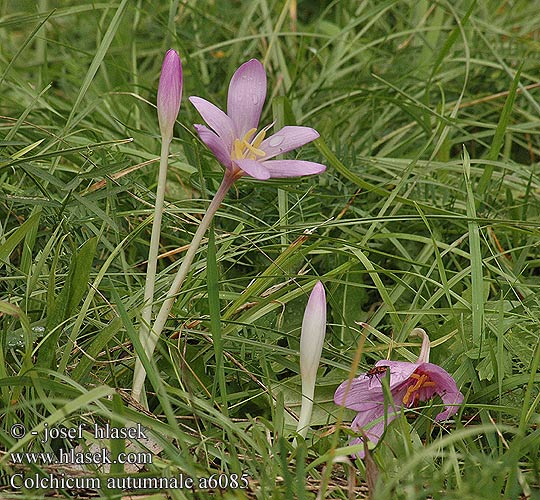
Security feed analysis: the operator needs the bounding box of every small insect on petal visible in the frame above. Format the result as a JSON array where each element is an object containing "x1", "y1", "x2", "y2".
[
  {"x1": 365, "y1": 366, "x2": 389, "y2": 378},
  {"x1": 364, "y1": 365, "x2": 390, "y2": 388}
]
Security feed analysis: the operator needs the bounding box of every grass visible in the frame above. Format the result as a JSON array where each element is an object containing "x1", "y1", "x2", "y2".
[{"x1": 1, "y1": 0, "x2": 540, "y2": 498}]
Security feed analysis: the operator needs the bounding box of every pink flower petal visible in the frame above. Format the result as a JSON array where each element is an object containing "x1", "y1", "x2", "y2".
[
  {"x1": 352, "y1": 404, "x2": 400, "y2": 441},
  {"x1": 334, "y1": 377, "x2": 385, "y2": 411},
  {"x1": 190, "y1": 96, "x2": 235, "y2": 147},
  {"x1": 420, "y1": 363, "x2": 464, "y2": 420},
  {"x1": 349, "y1": 405, "x2": 400, "y2": 459},
  {"x1": 227, "y1": 59, "x2": 267, "y2": 138},
  {"x1": 193, "y1": 125, "x2": 232, "y2": 169},
  {"x1": 260, "y1": 126, "x2": 320, "y2": 160},
  {"x1": 261, "y1": 160, "x2": 326, "y2": 178},
  {"x1": 436, "y1": 391, "x2": 464, "y2": 421},
  {"x1": 375, "y1": 360, "x2": 420, "y2": 388},
  {"x1": 234, "y1": 159, "x2": 271, "y2": 180},
  {"x1": 347, "y1": 437, "x2": 365, "y2": 459}
]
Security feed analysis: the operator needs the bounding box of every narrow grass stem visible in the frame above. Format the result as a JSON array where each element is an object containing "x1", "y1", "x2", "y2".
[
  {"x1": 131, "y1": 173, "x2": 235, "y2": 403},
  {"x1": 139, "y1": 138, "x2": 171, "y2": 357}
]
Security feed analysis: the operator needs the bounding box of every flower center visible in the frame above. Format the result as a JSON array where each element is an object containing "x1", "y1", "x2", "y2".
[
  {"x1": 231, "y1": 126, "x2": 268, "y2": 161},
  {"x1": 402, "y1": 372, "x2": 436, "y2": 406}
]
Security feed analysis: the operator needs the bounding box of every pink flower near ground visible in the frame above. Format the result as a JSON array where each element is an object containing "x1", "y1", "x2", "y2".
[
  {"x1": 189, "y1": 59, "x2": 326, "y2": 181},
  {"x1": 334, "y1": 329, "x2": 464, "y2": 458}
]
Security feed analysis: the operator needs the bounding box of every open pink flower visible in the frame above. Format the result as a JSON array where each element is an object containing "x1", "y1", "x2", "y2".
[
  {"x1": 334, "y1": 328, "x2": 463, "y2": 458},
  {"x1": 189, "y1": 59, "x2": 326, "y2": 181}
]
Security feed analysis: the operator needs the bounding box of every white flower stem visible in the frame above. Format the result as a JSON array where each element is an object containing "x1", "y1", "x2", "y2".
[
  {"x1": 296, "y1": 381, "x2": 315, "y2": 439},
  {"x1": 139, "y1": 138, "x2": 171, "y2": 359},
  {"x1": 132, "y1": 173, "x2": 234, "y2": 403}
]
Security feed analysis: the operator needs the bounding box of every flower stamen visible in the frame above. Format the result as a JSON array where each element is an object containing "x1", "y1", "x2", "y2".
[
  {"x1": 231, "y1": 127, "x2": 267, "y2": 161},
  {"x1": 402, "y1": 372, "x2": 436, "y2": 406},
  {"x1": 244, "y1": 141, "x2": 265, "y2": 158}
]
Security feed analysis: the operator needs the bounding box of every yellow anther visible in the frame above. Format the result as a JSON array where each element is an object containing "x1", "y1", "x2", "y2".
[
  {"x1": 402, "y1": 373, "x2": 436, "y2": 406},
  {"x1": 231, "y1": 127, "x2": 267, "y2": 161},
  {"x1": 243, "y1": 142, "x2": 265, "y2": 159},
  {"x1": 242, "y1": 128, "x2": 257, "y2": 143},
  {"x1": 251, "y1": 128, "x2": 267, "y2": 149},
  {"x1": 232, "y1": 139, "x2": 244, "y2": 160}
]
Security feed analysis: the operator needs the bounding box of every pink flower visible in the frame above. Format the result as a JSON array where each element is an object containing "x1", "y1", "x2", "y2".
[
  {"x1": 157, "y1": 49, "x2": 183, "y2": 141},
  {"x1": 189, "y1": 59, "x2": 326, "y2": 181},
  {"x1": 334, "y1": 329, "x2": 463, "y2": 458}
]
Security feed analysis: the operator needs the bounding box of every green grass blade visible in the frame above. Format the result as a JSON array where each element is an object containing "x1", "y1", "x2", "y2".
[
  {"x1": 39, "y1": 237, "x2": 98, "y2": 368},
  {"x1": 463, "y1": 147, "x2": 484, "y2": 346},
  {"x1": 476, "y1": 64, "x2": 523, "y2": 199},
  {"x1": 65, "y1": 0, "x2": 129, "y2": 131},
  {"x1": 207, "y1": 224, "x2": 228, "y2": 415}
]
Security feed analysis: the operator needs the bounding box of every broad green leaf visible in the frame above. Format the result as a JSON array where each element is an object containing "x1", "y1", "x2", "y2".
[{"x1": 38, "y1": 237, "x2": 98, "y2": 367}]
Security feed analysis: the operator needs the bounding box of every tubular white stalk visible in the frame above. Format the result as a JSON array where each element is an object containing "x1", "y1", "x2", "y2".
[
  {"x1": 296, "y1": 382, "x2": 316, "y2": 440},
  {"x1": 138, "y1": 139, "x2": 171, "y2": 358},
  {"x1": 131, "y1": 174, "x2": 235, "y2": 403},
  {"x1": 133, "y1": 48, "x2": 182, "y2": 403}
]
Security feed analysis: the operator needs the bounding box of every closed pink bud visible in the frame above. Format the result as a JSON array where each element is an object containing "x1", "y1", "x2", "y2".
[
  {"x1": 157, "y1": 49, "x2": 183, "y2": 141},
  {"x1": 296, "y1": 281, "x2": 326, "y2": 439},
  {"x1": 300, "y1": 281, "x2": 326, "y2": 383}
]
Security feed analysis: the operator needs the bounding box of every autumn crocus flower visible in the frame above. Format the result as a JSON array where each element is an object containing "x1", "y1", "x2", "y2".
[
  {"x1": 133, "y1": 58, "x2": 327, "y2": 406},
  {"x1": 334, "y1": 328, "x2": 463, "y2": 458},
  {"x1": 189, "y1": 59, "x2": 326, "y2": 181},
  {"x1": 296, "y1": 281, "x2": 327, "y2": 440}
]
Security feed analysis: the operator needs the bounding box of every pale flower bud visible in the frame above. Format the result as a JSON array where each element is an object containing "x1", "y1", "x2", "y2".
[
  {"x1": 296, "y1": 281, "x2": 326, "y2": 440},
  {"x1": 157, "y1": 49, "x2": 183, "y2": 141}
]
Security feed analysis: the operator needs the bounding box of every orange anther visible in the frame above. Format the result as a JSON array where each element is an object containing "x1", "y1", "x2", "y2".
[{"x1": 402, "y1": 372, "x2": 435, "y2": 406}]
